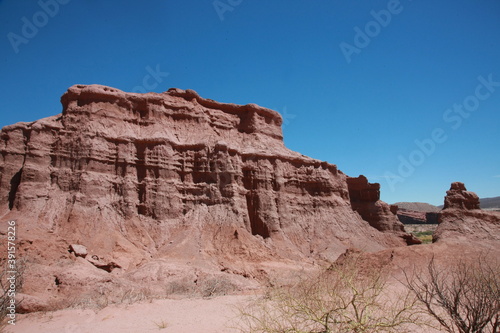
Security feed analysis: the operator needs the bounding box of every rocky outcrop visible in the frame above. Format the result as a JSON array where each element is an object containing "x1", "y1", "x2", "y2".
[
  {"x1": 393, "y1": 202, "x2": 440, "y2": 224},
  {"x1": 346, "y1": 176, "x2": 420, "y2": 245},
  {"x1": 393, "y1": 202, "x2": 440, "y2": 212},
  {"x1": 397, "y1": 210, "x2": 427, "y2": 224},
  {"x1": 443, "y1": 182, "x2": 480, "y2": 210},
  {"x1": 0, "y1": 85, "x2": 414, "y2": 310},
  {"x1": 397, "y1": 210, "x2": 439, "y2": 224},
  {"x1": 434, "y1": 182, "x2": 500, "y2": 244}
]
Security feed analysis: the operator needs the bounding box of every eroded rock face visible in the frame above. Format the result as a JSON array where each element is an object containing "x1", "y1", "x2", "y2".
[
  {"x1": 396, "y1": 210, "x2": 439, "y2": 225},
  {"x1": 347, "y1": 176, "x2": 404, "y2": 232},
  {"x1": 0, "y1": 85, "x2": 413, "y2": 310},
  {"x1": 434, "y1": 182, "x2": 500, "y2": 244},
  {"x1": 346, "y1": 176, "x2": 419, "y2": 245},
  {"x1": 443, "y1": 182, "x2": 480, "y2": 210}
]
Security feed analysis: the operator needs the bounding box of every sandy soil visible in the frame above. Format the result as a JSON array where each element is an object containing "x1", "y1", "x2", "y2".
[
  {"x1": 5, "y1": 295, "x2": 252, "y2": 333},
  {"x1": 5, "y1": 293, "x2": 441, "y2": 333}
]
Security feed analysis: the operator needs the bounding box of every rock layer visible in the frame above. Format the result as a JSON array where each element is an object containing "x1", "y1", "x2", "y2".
[
  {"x1": 434, "y1": 182, "x2": 500, "y2": 244},
  {"x1": 397, "y1": 210, "x2": 439, "y2": 225},
  {"x1": 0, "y1": 85, "x2": 413, "y2": 310},
  {"x1": 346, "y1": 176, "x2": 420, "y2": 245},
  {"x1": 347, "y1": 176, "x2": 405, "y2": 232}
]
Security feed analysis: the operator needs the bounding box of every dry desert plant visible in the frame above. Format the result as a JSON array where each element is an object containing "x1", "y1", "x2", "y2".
[
  {"x1": 65, "y1": 285, "x2": 155, "y2": 311},
  {"x1": 0, "y1": 258, "x2": 25, "y2": 330},
  {"x1": 200, "y1": 276, "x2": 236, "y2": 298},
  {"x1": 405, "y1": 256, "x2": 500, "y2": 333},
  {"x1": 165, "y1": 275, "x2": 236, "y2": 298},
  {"x1": 153, "y1": 318, "x2": 169, "y2": 330},
  {"x1": 164, "y1": 278, "x2": 196, "y2": 296},
  {"x1": 237, "y1": 256, "x2": 421, "y2": 333}
]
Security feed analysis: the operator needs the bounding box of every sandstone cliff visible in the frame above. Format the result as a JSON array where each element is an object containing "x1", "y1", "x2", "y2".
[
  {"x1": 346, "y1": 176, "x2": 421, "y2": 244},
  {"x1": 0, "y1": 85, "x2": 412, "y2": 310}
]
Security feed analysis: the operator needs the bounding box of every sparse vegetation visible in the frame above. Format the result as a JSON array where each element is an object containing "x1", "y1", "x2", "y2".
[
  {"x1": 404, "y1": 224, "x2": 437, "y2": 244},
  {"x1": 239, "y1": 254, "x2": 500, "y2": 333},
  {"x1": 412, "y1": 231, "x2": 433, "y2": 244},
  {"x1": 0, "y1": 258, "x2": 26, "y2": 330},
  {"x1": 405, "y1": 256, "x2": 500, "y2": 333},
  {"x1": 61, "y1": 285, "x2": 155, "y2": 311},
  {"x1": 238, "y1": 255, "x2": 421, "y2": 333},
  {"x1": 165, "y1": 279, "x2": 196, "y2": 296},
  {"x1": 153, "y1": 319, "x2": 169, "y2": 329},
  {"x1": 39, "y1": 274, "x2": 237, "y2": 315},
  {"x1": 165, "y1": 276, "x2": 236, "y2": 298},
  {"x1": 201, "y1": 277, "x2": 236, "y2": 298}
]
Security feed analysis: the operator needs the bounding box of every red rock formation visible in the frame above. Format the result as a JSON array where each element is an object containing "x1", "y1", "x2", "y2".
[
  {"x1": 396, "y1": 210, "x2": 439, "y2": 225},
  {"x1": 346, "y1": 176, "x2": 420, "y2": 245},
  {"x1": 434, "y1": 182, "x2": 500, "y2": 243},
  {"x1": 397, "y1": 210, "x2": 427, "y2": 224},
  {"x1": 443, "y1": 182, "x2": 480, "y2": 210},
  {"x1": 347, "y1": 176, "x2": 402, "y2": 232},
  {"x1": 0, "y1": 85, "x2": 414, "y2": 310}
]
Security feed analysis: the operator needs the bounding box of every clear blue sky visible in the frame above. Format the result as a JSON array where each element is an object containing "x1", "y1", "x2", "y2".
[{"x1": 1, "y1": 0, "x2": 499, "y2": 205}]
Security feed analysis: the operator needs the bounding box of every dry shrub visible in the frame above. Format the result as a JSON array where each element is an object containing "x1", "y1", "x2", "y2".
[
  {"x1": 405, "y1": 255, "x2": 500, "y2": 333},
  {"x1": 165, "y1": 275, "x2": 236, "y2": 298},
  {"x1": 200, "y1": 277, "x2": 236, "y2": 298},
  {"x1": 57, "y1": 284, "x2": 155, "y2": 311},
  {"x1": 238, "y1": 255, "x2": 421, "y2": 333},
  {"x1": 165, "y1": 279, "x2": 196, "y2": 296}
]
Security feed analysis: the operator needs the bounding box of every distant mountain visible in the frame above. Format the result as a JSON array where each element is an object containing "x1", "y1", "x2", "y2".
[
  {"x1": 394, "y1": 194, "x2": 500, "y2": 225},
  {"x1": 480, "y1": 196, "x2": 500, "y2": 210},
  {"x1": 393, "y1": 202, "x2": 440, "y2": 213},
  {"x1": 394, "y1": 197, "x2": 500, "y2": 212}
]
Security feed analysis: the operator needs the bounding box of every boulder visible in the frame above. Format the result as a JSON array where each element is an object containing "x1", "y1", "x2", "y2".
[
  {"x1": 16, "y1": 293, "x2": 50, "y2": 314},
  {"x1": 69, "y1": 244, "x2": 88, "y2": 258}
]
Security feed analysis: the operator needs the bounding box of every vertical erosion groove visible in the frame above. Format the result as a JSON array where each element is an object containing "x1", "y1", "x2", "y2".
[
  {"x1": 243, "y1": 168, "x2": 270, "y2": 239},
  {"x1": 8, "y1": 169, "x2": 22, "y2": 210}
]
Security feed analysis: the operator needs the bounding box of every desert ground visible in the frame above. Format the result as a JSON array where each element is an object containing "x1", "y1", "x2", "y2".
[
  {"x1": 7, "y1": 295, "x2": 250, "y2": 333},
  {"x1": 7, "y1": 292, "x2": 445, "y2": 333}
]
